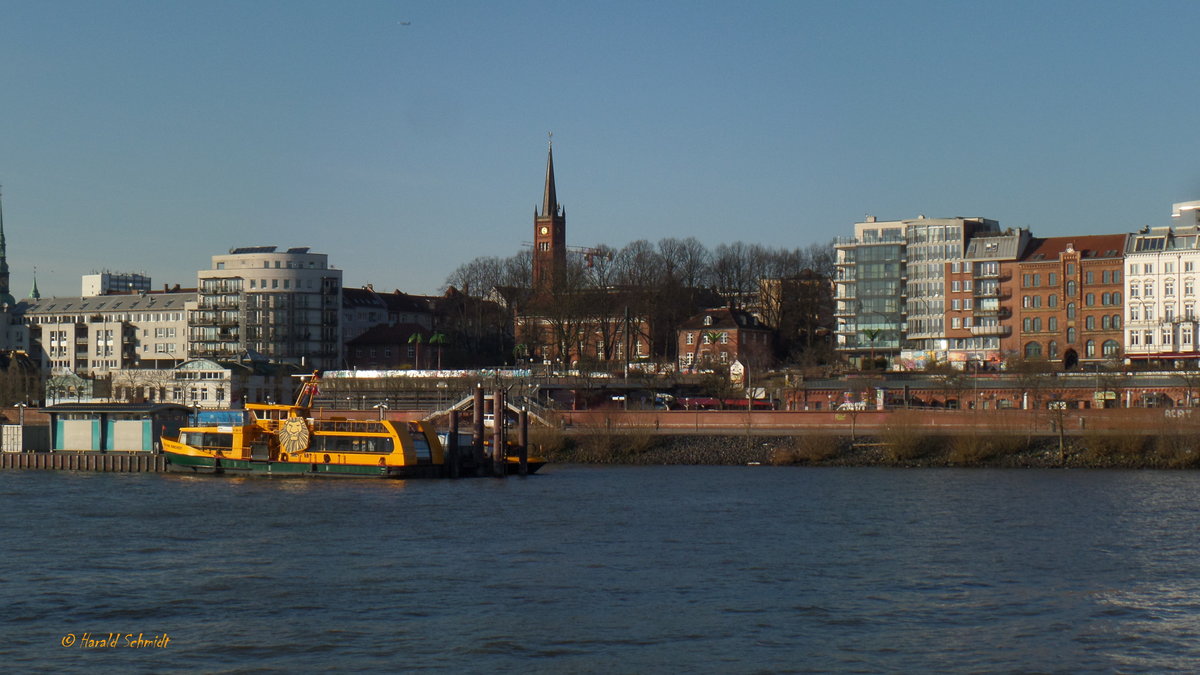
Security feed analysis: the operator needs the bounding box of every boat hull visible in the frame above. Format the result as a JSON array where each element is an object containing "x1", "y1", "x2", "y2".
[{"x1": 164, "y1": 451, "x2": 446, "y2": 478}]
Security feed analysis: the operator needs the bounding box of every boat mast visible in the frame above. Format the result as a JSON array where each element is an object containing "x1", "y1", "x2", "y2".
[{"x1": 295, "y1": 370, "x2": 321, "y2": 409}]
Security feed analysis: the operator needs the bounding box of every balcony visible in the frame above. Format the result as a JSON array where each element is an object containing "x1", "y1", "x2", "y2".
[
  {"x1": 973, "y1": 307, "x2": 1011, "y2": 319},
  {"x1": 970, "y1": 325, "x2": 1011, "y2": 337}
]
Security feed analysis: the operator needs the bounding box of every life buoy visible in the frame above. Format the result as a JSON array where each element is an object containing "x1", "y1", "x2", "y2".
[{"x1": 279, "y1": 453, "x2": 289, "y2": 462}]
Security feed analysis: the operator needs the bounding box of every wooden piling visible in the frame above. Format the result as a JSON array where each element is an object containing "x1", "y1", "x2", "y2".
[
  {"x1": 447, "y1": 410, "x2": 461, "y2": 479},
  {"x1": 492, "y1": 388, "x2": 506, "y2": 477},
  {"x1": 473, "y1": 385, "x2": 485, "y2": 476},
  {"x1": 518, "y1": 408, "x2": 529, "y2": 476}
]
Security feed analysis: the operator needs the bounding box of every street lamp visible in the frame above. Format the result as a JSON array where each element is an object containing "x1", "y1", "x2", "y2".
[
  {"x1": 373, "y1": 402, "x2": 388, "y2": 421},
  {"x1": 12, "y1": 402, "x2": 26, "y2": 452}
]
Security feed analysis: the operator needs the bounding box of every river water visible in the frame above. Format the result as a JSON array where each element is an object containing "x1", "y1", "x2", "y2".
[{"x1": 3, "y1": 465, "x2": 1200, "y2": 673}]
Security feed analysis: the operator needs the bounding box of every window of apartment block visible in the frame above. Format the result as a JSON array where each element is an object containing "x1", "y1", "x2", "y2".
[
  {"x1": 1166, "y1": 262, "x2": 1175, "y2": 274},
  {"x1": 1049, "y1": 316, "x2": 1058, "y2": 331},
  {"x1": 951, "y1": 261, "x2": 960, "y2": 273},
  {"x1": 1164, "y1": 330, "x2": 1173, "y2": 346},
  {"x1": 1023, "y1": 274, "x2": 1031, "y2": 287},
  {"x1": 1086, "y1": 316, "x2": 1095, "y2": 330},
  {"x1": 1185, "y1": 326, "x2": 1194, "y2": 344},
  {"x1": 1144, "y1": 330, "x2": 1154, "y2": 345},
  {"x1": 1023, "y1": 318, "x2": 1031, "y2": 332},
  {"x1": 1067, "y1": 281, "x2": 1077, "y2": 296},
  {"x1": 1146, "y1": 305, "x2": 1155, "y2": 321},
  {"x1": 952, "y1": 317, "x2": 962, "y2": 329},
  {"x1": 1166, "y1": 280, "x2": 1176, "y2": 295},
  {"x1": 1131, "y1": 331, "x2": 1141, "y2": 346},
  {"x1": 951, "y1": 299, "x2": 960, "y2": 310},
  {"x1": 964, "y1": 298, "x2": 973, "y2": 310},
  {"x1": 686, "y1": 333, "x2": 694, "y2": 345},
  {"x1": 1188, "y1": 279, "x2": 1196, "y2": 296},
  {"x1": 1085, "y1": 271, "x2": 1094, "y2": 284},
  {"x1": 1048, "y1": 294, "x2": 1058, "y2": 308},
  {"x1": 1033, "y1": 274, "x2": 1041, "y2": 287},
  {"x1": 964, "y1": 280, "x2": 972, "y2": 291},
  {"x1": 1130, "y1": 284, "x2": 1139, "y2": 298},
  {"x1": 1067, "y1": 327, "x2": 1077, "y2": 344},
  {"x1": 1131, "y1": 306, "x2": 1140, "y2": 320},
  {"x1": 1085, "y1": 293, "x2": 1095, "y2": 306},
  {"x1": 1143, "y1": 264, "x2": 1152, "y2": 274},
  {"x1": 1048, "y1": 272, "x2": 1057, "y2": 286},
  {"x1": 1144, "y1": 281, "x2": 1154, "y2": 296},
  {"x1": 1187, "y1": 262, "x2": 1196, "y2": 273},
  {"x1": 1102, "y1": 315, "x2": 1110, "y2": 330},
  {"x1": 1067, "y1": 303, "x2": 1076, "y2": 319},
  {"x1": 952, "y1": 280, "x2": 961, "y2": 292},
  {"x1": 1166, "y1": 306, "x2": 1175, "y2": 322}
]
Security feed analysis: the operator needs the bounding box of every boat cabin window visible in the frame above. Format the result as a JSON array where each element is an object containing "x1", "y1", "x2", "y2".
[
  {"x1": 181, "y1": 431, "x2": 233, "y2": 449},
  {"x1": 313, "y1": 434, "x2": 394, "y2": 454},
  {"x1": 408, "y1": 423, "x2": 432, "y2": 463}
]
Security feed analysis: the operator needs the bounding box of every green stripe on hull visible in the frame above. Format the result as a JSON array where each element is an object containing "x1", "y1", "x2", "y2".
[{"x1": 164, "y1": 451, "x2": 442, "y2": 478}]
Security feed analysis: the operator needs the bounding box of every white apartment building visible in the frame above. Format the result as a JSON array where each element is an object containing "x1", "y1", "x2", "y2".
[
  {"x1": 82, "y1": 272, "x2": 152, "y2": 297},
  {"x1": 25, "y1": 291, "x2": 193, "y2": 375},
  {"x1": 1123, "y1": 201, "x2": 1200, "y2": 365},
  {"x1": 109, "y1": 358, "x2": 298, "y2": 409},
  {"x1": 189, "y1": 246, "x2": 343, "y2": 370}
]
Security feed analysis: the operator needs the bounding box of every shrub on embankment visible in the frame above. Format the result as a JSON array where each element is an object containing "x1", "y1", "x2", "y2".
[{"x1": 531, "y1": 428, "x2": 1200, "y2": 468}]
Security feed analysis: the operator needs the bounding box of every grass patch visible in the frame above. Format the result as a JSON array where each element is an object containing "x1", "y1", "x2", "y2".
[{"x1": 770, "y1": 435, "x2": 841, "y2": 465}]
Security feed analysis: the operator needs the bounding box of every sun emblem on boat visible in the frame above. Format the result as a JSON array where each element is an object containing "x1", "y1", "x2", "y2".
[{"x1": 277, "y1": 417, "x2": 311, "y2": 455}]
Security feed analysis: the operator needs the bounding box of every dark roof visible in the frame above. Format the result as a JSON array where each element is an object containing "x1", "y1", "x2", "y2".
[
  {"x1": 43, "y1": 403, "x2": 192, "y2": 414},
  {"x1": 679, "y1": 307, "x2": 768, "y2": 331},
  {"x1": 342, "y1": 286, "x2": 431, "y2": 314},
  {"x1": 1021, "y1": 234, "x2": 1126, "y2": 262}
]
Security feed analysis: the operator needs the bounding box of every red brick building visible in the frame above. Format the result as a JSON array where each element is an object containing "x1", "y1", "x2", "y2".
[
  {"x1": 1004, "y1": 235, "x2": 1125, "y2": 367},
  {"x1": 677, "y1": 307, "x2": 774, "y2": 373}
]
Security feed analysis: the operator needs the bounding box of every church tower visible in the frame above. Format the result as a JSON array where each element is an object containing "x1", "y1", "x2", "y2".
[
  {"x1": 0, "y1": 189, "x2": 14, "y2": 306},
  {"x1": 532, "y1": 137, "x2": 566, "y2": 291}
]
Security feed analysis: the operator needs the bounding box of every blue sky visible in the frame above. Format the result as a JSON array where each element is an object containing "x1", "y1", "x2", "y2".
[{"x1": 2, "y1": 0, "x2": 1199, "y2": 298}]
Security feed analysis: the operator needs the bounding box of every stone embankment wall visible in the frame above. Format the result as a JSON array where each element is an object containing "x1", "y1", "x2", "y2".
[{"x1": 536, "y1": 429, "x2": 1200, "y2": 469}]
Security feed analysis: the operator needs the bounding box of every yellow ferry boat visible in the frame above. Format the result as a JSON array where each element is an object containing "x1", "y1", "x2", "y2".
[{"x1": 163, "y1": 373, "x2": 543, "y2": 478}]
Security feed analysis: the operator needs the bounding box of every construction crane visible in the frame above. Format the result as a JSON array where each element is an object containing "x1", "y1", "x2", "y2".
[{"x1": 520, "y1": 243, "x2": 613, "y2": 267}]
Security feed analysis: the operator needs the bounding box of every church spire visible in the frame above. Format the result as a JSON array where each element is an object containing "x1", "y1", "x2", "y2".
[
  {"x1": 29, "y1": 267, "x2": 39, "y2": 300},
  {"x1": 541, "y1": 133, "x2": 557, "y2": 218},
  {"x1": 0, "y1": 187, "x2": 8, "y2": 279}
]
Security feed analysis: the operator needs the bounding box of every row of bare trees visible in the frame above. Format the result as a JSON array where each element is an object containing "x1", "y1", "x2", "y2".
[{"x1": 442, "y1": 237, "x2": 835, "y2": 367}]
